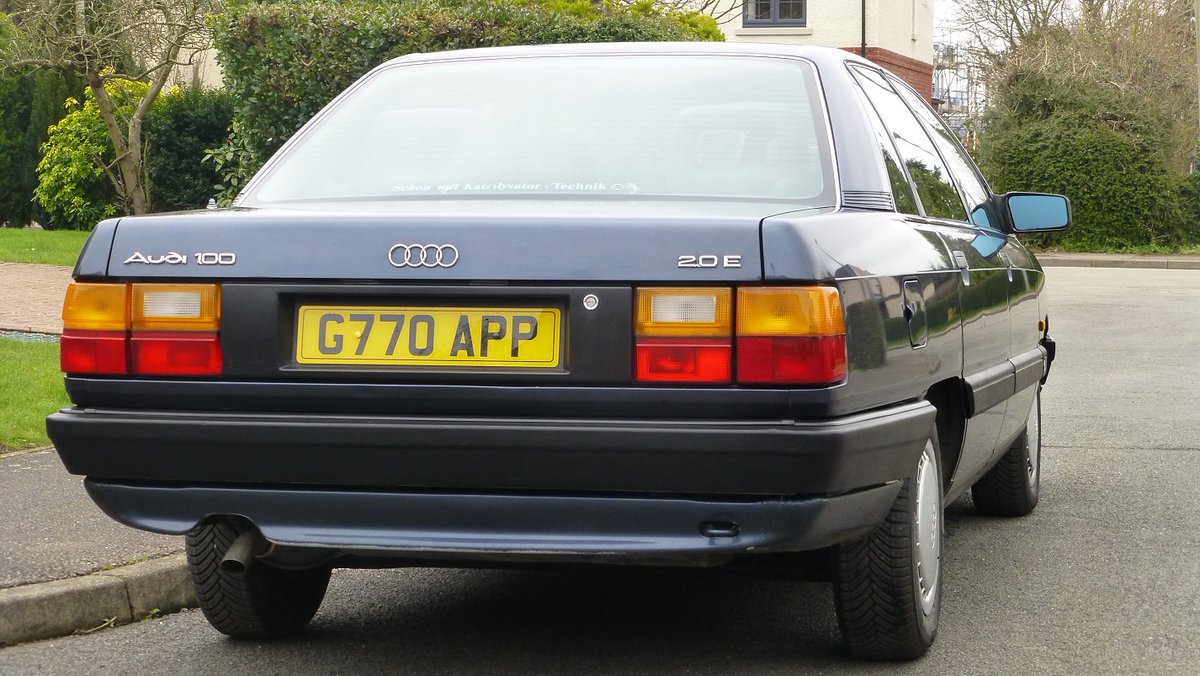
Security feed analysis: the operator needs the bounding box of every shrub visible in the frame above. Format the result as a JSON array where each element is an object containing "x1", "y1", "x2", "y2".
[
  {"x1": 0, "y1": 73, "x2": 33, "y2": 227},
  {"x1": 146, "y1": 88, "x2": 236, "y2": 211},
  {"x1": 34, "y1": 78, "x2": 149, "y2": 230},
  {"x1": 208, "y1": 0, "x2": 721, "y2": 202},
  {"x1": 34, "y1": 80, "x2": 236, "y2": 227},
  {"x1": 26, "y1": 72, "x2": 82, "y2": 226},
  {"x1": 1179, "y1": 167, "x2": 1200, "y2": 245},
  {"x1": 976, "y1": 69, "x2": 1185, "y2": 249},
  {"x1": 0, "y1": 64, "x2": 78, "y2": 228}
]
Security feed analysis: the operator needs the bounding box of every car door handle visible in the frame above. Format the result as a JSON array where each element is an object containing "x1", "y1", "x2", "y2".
[
  {"x1": 998, "y1": 251, "x2": 1013, "y2": 281},
  {"x1": 952, "y1": 250, "x2": 970, "y2": 286}
]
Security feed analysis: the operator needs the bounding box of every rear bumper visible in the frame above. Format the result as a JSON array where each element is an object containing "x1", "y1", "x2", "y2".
[
  {"x1": 85, "y1": 480, "x2": 902, "y2": 566},
  {"x1": 49, "y1": 399, "x2": 934, "y2": 560},
  {"x1": 49, "y1": 401, "x2": 934, "y2": 494}
]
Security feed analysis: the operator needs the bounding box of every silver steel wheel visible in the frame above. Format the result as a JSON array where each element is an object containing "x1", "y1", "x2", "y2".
[
  {"x1": 833, "y1": 435, "x2": 943, "y2": 659},
  {"x1": 914, "y1": 443, "x2": 942, "y2": 617}
]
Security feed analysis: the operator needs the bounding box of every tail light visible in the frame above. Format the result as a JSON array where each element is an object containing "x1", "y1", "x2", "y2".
[
  {"x1": 61, "y1": 283, "x2": 222, "y2": 376},
  {"x1": 635, "y1": 288, "x2": 732, "y2": 383},
  {"x1": 633, "y1": 286, "x2": 846, "y2": 386},
  {"x1": 735, "y1": 287, "x2": 846, "y2": 385},
  {"x1": 60, "y1": 284, "x2": 131, "y2": 374}
]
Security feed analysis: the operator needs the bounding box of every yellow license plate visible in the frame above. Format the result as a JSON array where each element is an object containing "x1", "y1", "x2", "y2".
[{"x1": 295, "y1": 305, "x2": 561, "y2": 367}]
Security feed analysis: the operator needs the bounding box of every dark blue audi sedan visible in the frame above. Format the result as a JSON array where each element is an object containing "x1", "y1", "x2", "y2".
[{"x1": 49, "y1": 42, "x2": 1069, "y2": 660}]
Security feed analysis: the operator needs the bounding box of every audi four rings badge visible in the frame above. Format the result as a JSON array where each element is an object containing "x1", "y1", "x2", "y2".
[{"x1": 388, "y1": 243, "x2": 460, "y2": 268}]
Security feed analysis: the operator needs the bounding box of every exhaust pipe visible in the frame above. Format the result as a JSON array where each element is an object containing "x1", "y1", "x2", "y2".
[{"x1": 220, "y1": 530, "x2": 268, "y2": 576}]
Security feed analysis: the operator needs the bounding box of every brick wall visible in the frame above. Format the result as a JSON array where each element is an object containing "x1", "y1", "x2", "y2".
[{"x1": 841, "y1": 46, "x2": 934, "y2": 103}]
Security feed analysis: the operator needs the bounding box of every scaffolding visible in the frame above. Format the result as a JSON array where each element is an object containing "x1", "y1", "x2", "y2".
[{"x1": 932, "y1": 41, "x2": 985, "y2": 147}]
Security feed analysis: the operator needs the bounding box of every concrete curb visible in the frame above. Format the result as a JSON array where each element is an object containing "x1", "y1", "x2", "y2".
[
  {"x1": 1038, "y1": 254, "x2": 1200, "y2": 270},
  {"x1": 0, "y1": 553, "x2": 194, "y2": 647}
]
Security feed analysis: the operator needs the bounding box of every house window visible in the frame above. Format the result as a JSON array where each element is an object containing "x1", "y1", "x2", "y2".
[{"x1": 744, "y1": 0, "x2": 807, "y2": 27}]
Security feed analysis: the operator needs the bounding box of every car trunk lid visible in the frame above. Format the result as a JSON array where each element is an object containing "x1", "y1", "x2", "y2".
[{"x1": 99, "y1": 201, "x2": 810, "y2": 282}]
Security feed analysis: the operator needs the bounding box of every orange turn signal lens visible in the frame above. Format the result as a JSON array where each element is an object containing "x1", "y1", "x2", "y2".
[
  {"x1": 62, "y1": 283, "x2": 129, "y2": 331},
  {"x1": 131, "y1": 284, "x2": 220, "y2": 332},
  {"x1": 736, "y1": 287, "x2": 844, "y2": 337},
  {"x1": 635, "y1": 288, "x2": 731, "y2": 337}
]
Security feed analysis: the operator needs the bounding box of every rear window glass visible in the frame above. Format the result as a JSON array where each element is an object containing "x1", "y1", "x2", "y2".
[{"x1": 246, "y1": 55, "x2": 835, "y2": 205}]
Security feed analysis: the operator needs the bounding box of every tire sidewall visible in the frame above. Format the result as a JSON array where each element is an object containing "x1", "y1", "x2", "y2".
[{"x1": 1029, "y1": 387, "x2": 1042, "y2": 496}]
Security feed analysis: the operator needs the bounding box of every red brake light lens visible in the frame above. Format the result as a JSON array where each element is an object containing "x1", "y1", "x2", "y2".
[
  {"x1": 634, "y1": 288, "x2": 732, "y2": 383},
  {"x1": 130, "y1": 332, "x2": 223, "y2": 376},
  {"x1": 736, "y1": 335, "x2": 847, "y2": 385},
  {"x1": 635, "y1": 337, "x2": 732, "y2": 384},
  {"x1": 60, "y1": 329, "x2": 129, "y2": 374}
]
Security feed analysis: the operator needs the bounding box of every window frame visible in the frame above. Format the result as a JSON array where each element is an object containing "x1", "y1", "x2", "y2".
[{"x1": 742, "y1": 0, "x2": 808, "y2": 28}]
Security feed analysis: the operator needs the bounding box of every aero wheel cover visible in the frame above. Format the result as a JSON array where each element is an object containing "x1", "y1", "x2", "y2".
[{"x1": 914, "y1": 443, "x2": 941, "y2": 617}]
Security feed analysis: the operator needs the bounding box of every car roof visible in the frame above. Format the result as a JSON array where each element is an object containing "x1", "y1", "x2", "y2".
[{"x1": 385, "y1": 41, "x2": 877, "y2": 71}]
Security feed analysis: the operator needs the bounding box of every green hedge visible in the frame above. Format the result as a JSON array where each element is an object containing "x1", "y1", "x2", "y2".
[
  {"x1": 209, "y1": 0, "x2": 722, "y2": 199},
  {"x1": 33, "y1": 82, "x2": 139, "y2": 230},
  {"x1": 977, "y1": 70, "x2": 1193, "y2": 249},
  {"x1": 0, "y1": 73, "x2": 33, "y2": 227},
  {"x1": 0, "y1": 70, "x2": 77, "y2": 228},
  {"x1": 146, "y1": 88, "x2": 235, "y2": 211},
  {"x1": 982, "y1": 120, "x2": 1185, "y2": 248}
]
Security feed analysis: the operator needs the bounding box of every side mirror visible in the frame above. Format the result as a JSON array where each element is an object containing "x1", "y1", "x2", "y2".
[{"x1": 1003, "y1": 193, "x2": 1071, "y2": 232}]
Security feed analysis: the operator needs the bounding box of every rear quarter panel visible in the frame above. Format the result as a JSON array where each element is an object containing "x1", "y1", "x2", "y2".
[{"x1": 762, "y1": 211, "x2": 964, "y2": 416}]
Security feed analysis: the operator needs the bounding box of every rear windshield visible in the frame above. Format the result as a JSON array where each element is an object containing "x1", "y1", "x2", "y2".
[{"x1": 246, "y1": 54, "x2": 835, "y2": 204}]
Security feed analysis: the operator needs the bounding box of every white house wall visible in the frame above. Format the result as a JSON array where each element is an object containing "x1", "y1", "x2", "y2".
[
  {"x1": 711, "y1": 0, "x2": 932, "y2": 63},
  {"x1": 168, "y1": 48, "x2": 225, "y2": 89},
  {"x1": 866, "y1": 0, "x2": 933, "y2": 64}
]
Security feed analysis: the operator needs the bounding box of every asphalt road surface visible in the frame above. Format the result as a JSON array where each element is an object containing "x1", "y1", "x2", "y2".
[{"x1": 2, "y1": 267, "x2": 1197, "y2": 674}]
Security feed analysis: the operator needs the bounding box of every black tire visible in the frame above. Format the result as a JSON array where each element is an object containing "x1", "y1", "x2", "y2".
[
  {"x1": 185, "y1": 520, "x2": 331, "y2": 639},
  {"x1": 832, "y1": 436, "x2": 943, "y2": 661},
  {"x1": 972, "y1": 387, "x2": 1041, "y2": 517}
]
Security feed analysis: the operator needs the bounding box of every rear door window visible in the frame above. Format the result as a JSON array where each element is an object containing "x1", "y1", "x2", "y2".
[
  {"x1": 848, "y1": 71, "x2": 920, "y2": 215},
  {"x1": 889, "y1": 77, "x2": 994, "y2": 228},
  {"x1": 848, "y1": 65, "x2": 967, "y2": 222}
]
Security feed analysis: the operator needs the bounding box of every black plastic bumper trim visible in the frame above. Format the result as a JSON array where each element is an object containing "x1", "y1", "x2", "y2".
[
  {"x1": 84, "y1": 480, "x2": 903, "y2": 564},
  {"x1": 50, "y1": 401, "x2": 935, "y2": 496},
  {"x1": 964, "y1": 360, "x2": 1015, "y2": 418},
  {"x1": 1012, "y1": 346, "x2": 1047, "y2": 393}
]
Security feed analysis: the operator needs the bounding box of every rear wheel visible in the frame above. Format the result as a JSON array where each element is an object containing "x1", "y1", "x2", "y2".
[
  {"x1": 972, "y1": 387, "x2": 1041, "y2": 517},
  {"x1": 832, "y1": 436, "x2": 943, "y2": 660},
  {"x1": 186, "y1": 519, "x2": 331, "y2": 638}
]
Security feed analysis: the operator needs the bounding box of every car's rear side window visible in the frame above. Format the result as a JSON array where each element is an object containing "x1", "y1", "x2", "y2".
[
  {"x1": 848, "y1": 65, "x2": 968, "y2": 222},
  {"x1": 248, "y1": 55, "x2": 836, "y2": 205},
  {"x1": 889, "y1": 77, "x2": 993, "y2": 225},
  {"x1": 848, "y1": 72, "x2": 920, "y2": 215}
]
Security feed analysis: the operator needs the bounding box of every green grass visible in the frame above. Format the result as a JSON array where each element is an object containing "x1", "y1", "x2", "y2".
[
  {"x1": 0, "y1": 229, "x2": 90, "y2": 266},
  {"x1": 0, "y1": 337, "x2": 68, "y2": 452}
]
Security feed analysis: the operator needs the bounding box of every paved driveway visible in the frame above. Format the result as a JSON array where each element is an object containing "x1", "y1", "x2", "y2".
[{"x1": 0, "y1": 263, "x2": 71, "y2": 334}]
